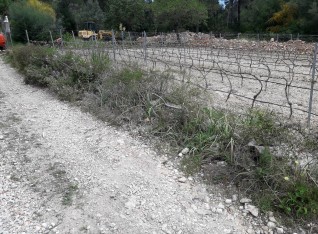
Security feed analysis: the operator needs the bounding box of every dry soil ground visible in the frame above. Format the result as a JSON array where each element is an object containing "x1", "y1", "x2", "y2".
[{"x1": 0, "y1": 57, "x2": 257, "y2": 233}]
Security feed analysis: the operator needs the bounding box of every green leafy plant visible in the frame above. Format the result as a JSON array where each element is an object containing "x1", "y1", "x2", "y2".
[{"x1": 279, "y1": 183, "x2": 318, "y2": 218}]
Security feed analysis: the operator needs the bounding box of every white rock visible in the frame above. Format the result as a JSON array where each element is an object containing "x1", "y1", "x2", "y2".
[
  {"x1": 276, "y1": 227, "x2": 284, "y2": 234},
  {"x1": 196, "y1": 209, "x2": 211, "y2": 215},
  {"x1": 269, "y1": 216, "x2": 276, "y2": 223},
  {"x1": 178, "y1": 177, "x2": 187, "y2": 183},
  {"x1": 223, "y1": 228, "x2": 232, "y2": 234},
  {"x1": 225, "y1": 199, "x2": 232, "y2": 204},
  {"x1": 42, "y1": 223, "x2": 48, "y2": 228},
  {"x1": 178, "y1": 153, "x2": 183, "y2": 157},
  {"x1": 181, "y1": 147, "x2": 189, "y2": 154},
  {"x1": 240, "y1": 198, "x2": 252, "y2": 204},
  {"x1": 232, "y1": 194, "x2": 238, "y2": 201},
  {"x1": 245, "y1": 204, "x2": 259, "y2": 217},
  {"x1": 267, "y1": 221, "x2": 276, "y2": 229},
  {"x1": 0, "y1": 135, "x2": 4, "y2": 140},
  {"x1": 216, "y1": 161, "x2": 227, "y2": 166},
  {"x1": 218, "y1": 203, "x2": 225, "y2": 209},
  {"x1": 109, "y1": 223, "x2": 116, "y2": 228},
  {"x1": 216, "y1": 208, "x2": 223, "y2": 213}
]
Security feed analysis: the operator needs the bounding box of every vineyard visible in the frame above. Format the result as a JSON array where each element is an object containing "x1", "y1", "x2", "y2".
[{"x1": 52, "y1": 32, "x2": 318, "y2": 126}]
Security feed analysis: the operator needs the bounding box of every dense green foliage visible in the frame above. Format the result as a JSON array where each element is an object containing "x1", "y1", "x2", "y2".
[
  {"x1": 1, "y1": 0, "x2": 318, "y2": 41},
  {"x1": 152, "y1": 0, "x2": 208, "y2": 32},
  {"x1": 8, "y1": 0, "x2": 55, "y2": 42}
]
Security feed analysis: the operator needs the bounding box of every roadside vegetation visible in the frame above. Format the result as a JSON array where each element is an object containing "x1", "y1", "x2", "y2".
[{"x1": 5, "y1": 45, "x2": 318, "y2": 230}]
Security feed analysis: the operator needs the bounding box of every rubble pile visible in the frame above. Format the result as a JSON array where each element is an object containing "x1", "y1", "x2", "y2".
[{"x1": 141, "y1": 32, "x2": 315, "y2": 55}]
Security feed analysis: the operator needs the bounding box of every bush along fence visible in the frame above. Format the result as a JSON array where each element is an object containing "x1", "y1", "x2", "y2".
[{"x1": 21, "y1": 29, "x2": 318, "y2": 127}]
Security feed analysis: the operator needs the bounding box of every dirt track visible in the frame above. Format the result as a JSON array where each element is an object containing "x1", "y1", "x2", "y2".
[{"x1": 0, "y1": 57, "x2": 255, "y2": 233}]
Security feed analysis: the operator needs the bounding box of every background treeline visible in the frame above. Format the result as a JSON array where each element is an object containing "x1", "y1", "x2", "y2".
[{"x1": 1, "y1": 0, "x2": 318, "y2": 42}]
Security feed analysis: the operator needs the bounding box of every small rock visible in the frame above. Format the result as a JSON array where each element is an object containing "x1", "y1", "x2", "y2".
[
  {"x1": 216, "y1": 161, "x2": 227, "y2": 166},
  {"x1": 216, "y1": 208, "x2": 223, "y2": 213},
  {"x1": 191, "y1": 204, "x2": 197, "y2": 210},
  {"x1": 225, "y1": 199, "x2": 232, "y2": 204},
  {"x1": 223, "y1": 228, "x2": 232, "y2": 234},
  {"x1": 178, "y1": 153, "x2": 183, "y2": 157},
  {"x1": 196, "y1": 209, "x2": 211, "y2": 215},
  {"x1": 276, "y1": 227, "x2": 284, "y2": 234},
  {"x1": 42, "y1": 223, "x2": 48, "y2": 228},
  {"x1": 0, "y1": 135, "x2": 4, "y2": 140},
  {"x1": 181, "y1": 147, "x2": 189, "y2": 154},
  {"x1": 245, "y1": 204, "x2": 259, "y2": 217},
  {"x1": 218, "y1": 203, "x2": 225, "y2": 209},
  {"x1": 109, "y1": 223, "x2": 116, "y2": 228},
  {"x1": 178, "y1": 177, "x2": 187, "y2": 183},
  {"x1": 262, "y1": 226, "x2": 269, "y2": 232},
  {"x1": 246, "y1": 228, "x2": 254, "y2": 234},
  {"x1": 240, "y1": 198, "x2": 252, "y2": 204},
  {"x1": 267, "y1": 221, "x2": 276, "y2": 229},
  {"x1": 269, "y1": 216, "x2": 276, "y2": 223},
  {"x1": 232, "y1": 194, "x2": 238, "y2": 201},
  {"x1": 268, "y1": 211, "x2": 274, "y2": 217}
]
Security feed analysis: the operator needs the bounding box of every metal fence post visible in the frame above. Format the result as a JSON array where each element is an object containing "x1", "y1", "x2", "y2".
[
  {"x1": 59, "y1": 29, "x2": 64, "y2": 48},
  {"x1": 307, "y1": 43, "x2": 318, "y2": 128},
  {"x1": 143, "y1": 31, "x2": 147, "y2": 63},
  {"x1": 111, "y1": 29, "x2": 116, "y2": 61},
  {"x1": 49, "y1": 31, "x2": 54, "y2": 47},
  {"x1": 128, "y1": 32, "x2": 132, "y2": 46},
  {"x1": 25, "y1": 30, "x2": 30, "y2": 44},
  {"x1": 71, "y1": 30, "x2": 77, "y2": 49}
]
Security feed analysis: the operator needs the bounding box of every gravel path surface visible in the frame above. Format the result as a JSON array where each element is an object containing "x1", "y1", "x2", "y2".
[{"x1": 0, "y1": 57, "x2": 252, "y2": 234}]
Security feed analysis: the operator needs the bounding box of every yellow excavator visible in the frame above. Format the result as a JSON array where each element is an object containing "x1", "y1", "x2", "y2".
[{"x1": 78, "y1": 22, "x2": 112, "y2": 41}]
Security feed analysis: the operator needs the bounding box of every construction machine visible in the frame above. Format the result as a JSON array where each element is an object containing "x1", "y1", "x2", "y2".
[
  {"x1": 78, "y1": 22, "x2": 113, "y2": 41},
  {"x1": 78, "y1": 21, "x2": 98, "y2": 40}
]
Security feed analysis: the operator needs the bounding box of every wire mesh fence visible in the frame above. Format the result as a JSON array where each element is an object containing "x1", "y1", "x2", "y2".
[{"x1": 23, "y1": 29, "x2": 318, "y2": 127}]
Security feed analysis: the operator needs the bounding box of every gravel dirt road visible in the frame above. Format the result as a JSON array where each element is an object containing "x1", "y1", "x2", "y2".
[{"x1": 0, "y1": 56, "x2": 252, "y2": 233}]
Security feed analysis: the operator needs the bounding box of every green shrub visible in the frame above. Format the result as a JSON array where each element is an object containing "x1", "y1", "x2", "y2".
[
  {"x1": 8, "y1": 45, "x2": 55, "y2": 86},
  {"x1": 241, "y1": 109, "x2": 285, "y2": 145},
  {"x1": 9, "y1": 1, "x2": 55, "y2": 42},
  {"x1": 279, "y1": 182, "x2": 318, "y2": 219}
]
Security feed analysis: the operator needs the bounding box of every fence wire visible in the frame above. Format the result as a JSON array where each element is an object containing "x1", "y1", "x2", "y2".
[{"x1": 25, "y1": 29, "x2": 318, "y2": 126}]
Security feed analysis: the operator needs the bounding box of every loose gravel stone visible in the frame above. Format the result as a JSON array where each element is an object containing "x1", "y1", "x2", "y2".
[
  {"x1": 178, "y1": 177, "x2": 187, "y2": 183},
  {"x1": 267, "y1": 221, "x2": 277, "y2": 229},
  {"x1": 240, "y1": 198, "x2": 252, "y2": 204}
]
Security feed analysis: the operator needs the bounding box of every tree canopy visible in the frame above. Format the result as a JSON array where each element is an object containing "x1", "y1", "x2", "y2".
[
  {"x1": 1, "y1": 0, "x2": 318, "y2": 35},
  {"x1": 152, "y1": 0, "x2": 208, "y2": 32}
]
